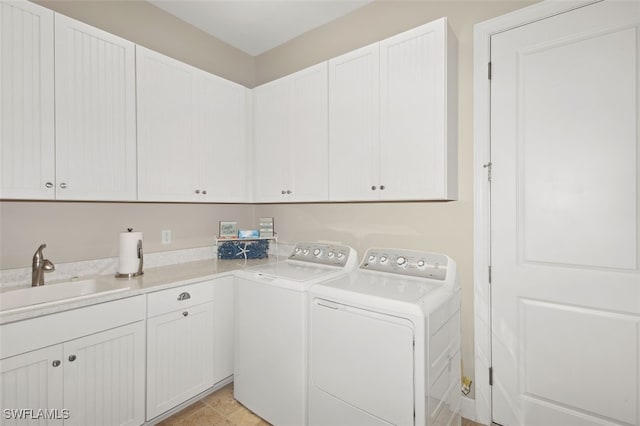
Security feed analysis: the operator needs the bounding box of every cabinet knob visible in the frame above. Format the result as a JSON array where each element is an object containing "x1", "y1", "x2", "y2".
[
  {"x1": 202, "y1": 190, "x2": 207, "y2": 195},
  {"x1": 380, "y1": 185, "x2": 385, "y2": 190},
  {"x1": 371, "y1": 185, "x2": 377, "y2": 191},
  {"x1": 68, "y1": 355, "x2": 76, "y2": 362},
  {"x1": 177, "y1": 292, "x2": 191, "y2": 301},
  {"x1": 182, "y1": 311, "x2": 188, "y2": 317},
  {"x1": 281, "y1": 190, "x2": 286, "y2": 195},
  {"x1": 52, "y1": 360, "x2": 61, "y2": 367},
  {"x1": 60, "y1": 183, "x2": 67, "y2": 189},
  {"x1": 45, "y1": 182, "x2": 53, "y2": 189},
  {"x1": 195, "y1": 189, "x2": 200, "y2": 194},
  {"x1": 286, "y1": 190, "x2": 292, "y2": 194}
]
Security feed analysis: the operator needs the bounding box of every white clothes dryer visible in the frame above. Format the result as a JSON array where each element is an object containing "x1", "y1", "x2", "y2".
[
  {"x1": 308, "y1": 248, "x2": 460, "y2": 426},
  {"x1": 234, "y1": 242, "x2": 357, "y2": 426}
]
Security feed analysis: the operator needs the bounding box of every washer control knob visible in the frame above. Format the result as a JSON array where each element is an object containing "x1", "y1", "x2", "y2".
[
  {"x1": 417, "y1": 260, "x2": 426, "y2": 268},
  {"x1": 337, "y1": 252, "x2": 345, "y2": 260},
  {"x1": 396, "y1": 256, "x2": 407, "y2": 267},
  {"x1": 294, "y1": 247, "x2": 301, "y2": 254},
  {"x1": 313, "y1": 248, "x2": 322, "y2": 257},
  {"x1": 380, "y1": 256, "x2": 388, "y2": 264},
  {"x1": 368, "y1": 254, "x2": 377, "y2": 263},
  {"x1": 327, "y1": 251, "x2": 335, "y2": 258},
  {"x1": 303, "y1": 249, "x2": 310, "y2": 255}
]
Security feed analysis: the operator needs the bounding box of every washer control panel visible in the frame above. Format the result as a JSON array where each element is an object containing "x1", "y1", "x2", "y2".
[
  {"x1": 289, "y1": 242, "x2": 355, "y2": 267},
  {"x1": 361, "y1": 248, "x2": 448, "y2": 280}
]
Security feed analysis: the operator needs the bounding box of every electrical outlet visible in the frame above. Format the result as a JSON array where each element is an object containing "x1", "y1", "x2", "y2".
[{"x1": 161, "y1": 230, "x2": 172, "y2": 244}]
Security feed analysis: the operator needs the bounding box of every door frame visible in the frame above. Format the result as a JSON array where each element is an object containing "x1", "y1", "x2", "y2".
[{"x1": 472, "y1": 1, "x2": 600, "y2": 423}]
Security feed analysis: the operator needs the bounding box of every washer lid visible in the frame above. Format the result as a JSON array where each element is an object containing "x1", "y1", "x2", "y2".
[
  {"x1": 315, "y1": 272, "x2": 439, "y2": 302},
  {"x1": 245, "y1": 262, "x2": 341, "y2": 282}
]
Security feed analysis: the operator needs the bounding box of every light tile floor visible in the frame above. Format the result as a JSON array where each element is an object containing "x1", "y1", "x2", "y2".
[{"x1": 158, "y1": 383, "x2": 484, "y2": 426}]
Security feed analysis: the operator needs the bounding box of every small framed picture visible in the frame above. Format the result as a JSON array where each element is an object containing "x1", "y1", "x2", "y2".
[{"x1": 219, "y1": 221, "x2": 238, "y2": 239}]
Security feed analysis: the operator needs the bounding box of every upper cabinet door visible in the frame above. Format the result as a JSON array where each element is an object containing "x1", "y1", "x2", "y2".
[
  {"x1": 253, "y1": 62, "x2": 329, "y2": 203},
  {"x1": 54, "y1": 14, "x2": 137, "y2": 201},
  {"x1": 253, "y1": 76, "x2": 291, "y2": 202},
  {"x1": 195, "y1": 71, "x2": 249, "y2": 202},
  {"x1": 328, "y1": 44, "x2": 379, "y2": 201},
  {"x1": 379, "y1": 18, "x2": 457, "y2": 200},
  {"x1": 0, "y1": 1, "x2": 55, "y2": 199},
  {"x1": 136, "y1": 46, "x2": 197, "y2": 202},
  {"x1": 289, "y1": 62, "x2": 328, "y2": 202}
]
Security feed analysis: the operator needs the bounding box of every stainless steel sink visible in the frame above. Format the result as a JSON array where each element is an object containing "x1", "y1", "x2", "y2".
[{"x1": 0, "y1": 278, "x2": 130, "y2": 314}]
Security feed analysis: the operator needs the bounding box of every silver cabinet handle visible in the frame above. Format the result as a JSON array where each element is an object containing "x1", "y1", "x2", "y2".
[
  {"x1": 68, "y1": 355, "x2": 76, "y2": 362},
  {"x1": 380, "y1": 185, "x2": 385, "y2": 190},
  {"x1": 195, "y1": 189, "x2": 200, "y2": 194},
  {"x1": 281, "y1": 190, "x2": 286, "y2": 195},
  {"x1": 202, "y1": 190, "x2": 207, "y2": 195},
  {"x1": 45, "y1": 182, "x2": 53, "y2": 188},
  {"x1": 177, "y1": 292, "x2": 191, "y2": 301},
  {"x1": 371, "y1": 185, "x2": 377, "y2": 190},
  {"x1": 182, "y1": 311, "x2": 188, "y2": 317},
  {"x1": 286, "y1": 190, "x2": 292, "y2": 194},
  {"x1": 60, "y1": 183, "x2": 67, "y2": 189},
  {"x1": 52, "y1": 360, "x2": 61, "y2": 367}
]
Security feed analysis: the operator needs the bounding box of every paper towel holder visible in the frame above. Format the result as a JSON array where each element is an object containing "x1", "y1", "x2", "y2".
[{"x1": 116, "y1": 237, "x2": 144, "y2": 279}]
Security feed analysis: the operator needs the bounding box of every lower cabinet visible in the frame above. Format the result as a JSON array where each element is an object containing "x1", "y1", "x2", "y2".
[{"x1": 0, "y1": 321, "x2": 145, "y2": 426}]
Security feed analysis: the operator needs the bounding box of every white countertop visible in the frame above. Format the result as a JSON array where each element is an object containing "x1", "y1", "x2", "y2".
[{"x1": 0, "y1": 257, "x2": 282, "y2": 325}]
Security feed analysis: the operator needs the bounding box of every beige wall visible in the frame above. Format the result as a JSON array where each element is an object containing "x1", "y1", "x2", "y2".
[
  {"x1": 32, "y1": 0, "x2": 255, "y2": 87},
  {"x1": 2, "y1": 0, "x2": 537, "y2": 398},
  {"x1": 254, "y1": 0, "x2": 535, "y2": 395}
]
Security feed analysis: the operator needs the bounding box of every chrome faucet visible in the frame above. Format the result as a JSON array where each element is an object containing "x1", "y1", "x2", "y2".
[{"x1": 32, "y1": 244, "x2": 55, "y2": 286}]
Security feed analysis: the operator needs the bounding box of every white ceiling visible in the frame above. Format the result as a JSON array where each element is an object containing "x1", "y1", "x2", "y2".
[{"x1": 148, "y1": 0, "x2": 374, "y2": 56}]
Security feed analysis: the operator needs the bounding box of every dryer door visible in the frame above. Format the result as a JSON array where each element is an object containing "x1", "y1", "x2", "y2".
[{"x1": 310, "y1": 298, "x2": 415, "y2": 426}]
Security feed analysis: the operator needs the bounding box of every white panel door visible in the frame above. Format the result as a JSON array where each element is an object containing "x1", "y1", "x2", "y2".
[
  {"x1": 0, "y1": 0, "x2": 55, "y2": 199},
  {"x1": 491, "y1": 2, "x2": 640, "y2": 425},
  {"x1": 136, "y1": 46, "x2": 197, "y2": 202},
  {"x1": 379, "y1": 18, "x2": 455, "y2": 201},
  {"x1": 54, "y1": 14, "x2": 136, "y2": 201},
  {"x1": 0, "y1": 345, "x2": 64, "y2": 426},
  {"x1": 328, "y1": 44, "x2": 380, "y2": 201},
  {"x1": 253, "y1": 77, "x2": 290, "y2": 202},
  {"x1": 146, "y1": 303, "x2": 214, "y2": 420},
  {"x1": 212, "y1": 276, "x2": 234, "y2": 384},
  {"x1": 289, "y1": 62, "x2": 329, "y2": 202},
  {"x1": 63, "y1": 321, "x2": 145, "y2": 426},
  {"x1": 195, "y1": 71, "x2": 248, "y2": 202}
]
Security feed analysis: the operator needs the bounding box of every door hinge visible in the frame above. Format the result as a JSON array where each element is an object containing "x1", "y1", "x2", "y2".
[
  {"x1": 483, "y1": 162, "x2": 492, "y2": 182},
  {"x1": 488, "y1": 62, "x2": 492, "y2": 80},
  {"x1": 488, "y1": 265, "x2": 492, "y2": 284},
  {"x1": 489, "y1": 367, "x2": 493, "y2": 386}
]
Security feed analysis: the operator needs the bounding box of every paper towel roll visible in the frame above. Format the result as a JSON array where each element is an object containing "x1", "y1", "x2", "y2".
[{"x1": 118, "y1": 231, "x2": 143, "y2": 275}]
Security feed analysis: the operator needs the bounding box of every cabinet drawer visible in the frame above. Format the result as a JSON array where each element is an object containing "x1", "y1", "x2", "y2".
[{"x1": 147, "y1": 280, "x2": 214, "y2": 317}]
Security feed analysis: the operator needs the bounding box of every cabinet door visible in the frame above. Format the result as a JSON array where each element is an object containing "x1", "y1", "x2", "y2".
[
  {"x1": 212, "y1": 276, "x2": 234, "y2": 384},
  {"x1": 289, "y1": 62, "x2": 329, "y2": 202},
  {"x1": 146, "y1": 303, "x2": 214, "y2": 420},
  {"x1": 253, "y1": 78, "x2": 290, "y2": 202},
  {"x1": 379, "y1": 18, "x2": 457, "y2": 200},
  {"x1": 0, "y1": 1, "x2": 55, "y2": 199},
  {"x1": 63, "y1": 321, "x2": 145, "y2": 426},
  {"x1": 54, "y1": 14, "x2": 137, "y2": 201},
  {"x1": 195, "y1": 71, "x2": 248, "y2": 202},
  {"x1": 328, "y1": 44, "x2": 380, "y2": 201},
  {"x1": 137, "y1": 46, "x2": 197, "y2": 202},
  {"x1": 0, "y1": 345, "x2": 64, "y2": 426}
]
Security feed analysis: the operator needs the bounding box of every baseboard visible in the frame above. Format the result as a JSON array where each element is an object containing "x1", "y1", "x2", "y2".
[{"x1": 461, "y1": 395, "x2": 476, "y2": 422}]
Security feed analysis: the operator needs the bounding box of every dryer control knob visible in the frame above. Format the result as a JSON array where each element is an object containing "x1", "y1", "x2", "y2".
[
  {"x1": 327, "y1": 251, "x2": 335, "y2": 258},
  {"x1": 396, "y1": 256, "x2": 407, "y2": 267},
  {"x1": 337, "y1": 252, "x2": 345, "y2": 260},
  {"x1": 313, "y1": 248, "x2": 322, "y2": 257},
  {"x1": 380, "y1": 256, "x2": 388, "y2": 264},
  {"x1": 303, "y1": 249, "x2": 310, "y2": 255},
  {"x1": 417, "y1": 260, "x2": 426, "y2": 268},
  {"x1": 368, "y1": 254, "x2": 377, "y2": 263}
]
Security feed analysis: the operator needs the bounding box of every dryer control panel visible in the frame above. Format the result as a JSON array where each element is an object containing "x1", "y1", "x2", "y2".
[
  {"x1": 288, "y1": 242, "x2": 356, "y2": 268},
  {"x1": 360, "y1": 248, "x2": 449, "y2": 280}
]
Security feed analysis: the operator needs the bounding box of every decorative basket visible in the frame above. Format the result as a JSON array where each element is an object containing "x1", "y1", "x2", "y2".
[{"x1": 217, "y1": 239, "x2": 269, "y2": 260}]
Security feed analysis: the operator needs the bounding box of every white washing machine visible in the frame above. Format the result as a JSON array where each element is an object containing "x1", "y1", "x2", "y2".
[
  {"x1": 308, "y1": 248, "x2": 460, "y2": 426},
  {"x1": 234, "y1": 242, "x2": 357, "y2": 426}
]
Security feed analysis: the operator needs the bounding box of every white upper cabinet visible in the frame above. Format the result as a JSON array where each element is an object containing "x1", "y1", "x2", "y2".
[
  {"x1": 54, "y1": 14, "x2": 137, "y2": 201},
  {"x1": 253, "y1": 62, "x2": 328, "y2": 202},
  {"x1": 329, "y1": 18, "x2": 458, "y2": 201},
  {"x1": 137, "y1": 46, "x2": 249, "y2": 202},
  {"x1": 328, "y1": 43, "x2": 380, "y2": 201},
  {"x1": 0, "y1": 1, "x2": 55, "y2": 199}
]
